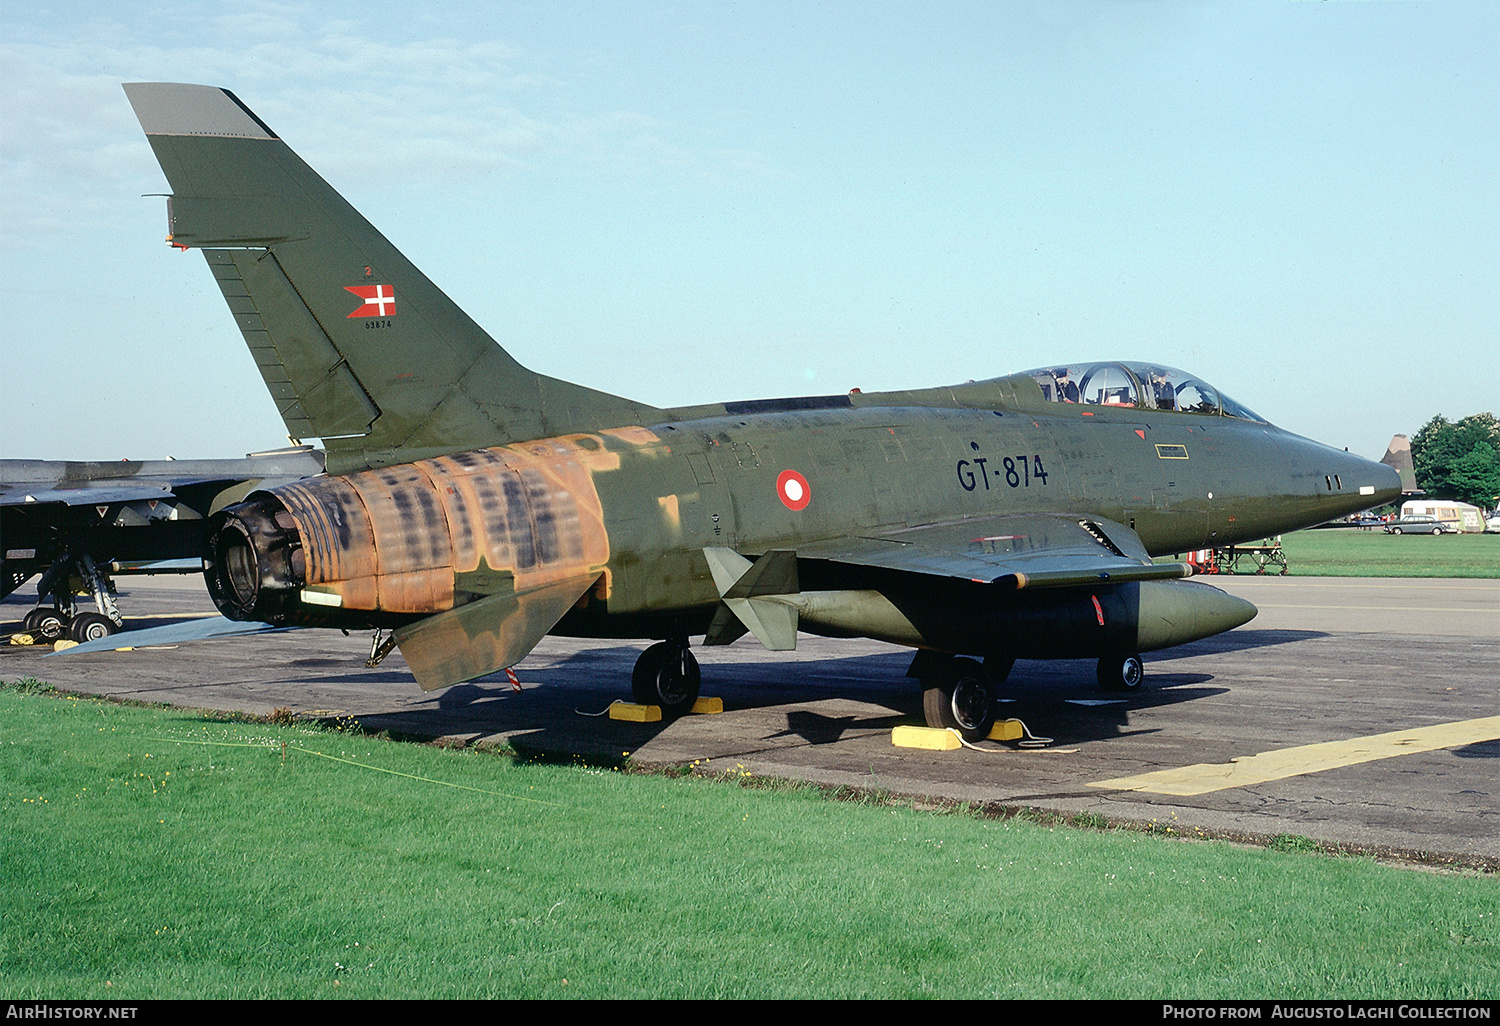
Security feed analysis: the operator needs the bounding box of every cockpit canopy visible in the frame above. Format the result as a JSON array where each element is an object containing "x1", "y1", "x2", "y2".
[{"x1": 1024, "y1": 362, "x2": 1265, "y2": 422}]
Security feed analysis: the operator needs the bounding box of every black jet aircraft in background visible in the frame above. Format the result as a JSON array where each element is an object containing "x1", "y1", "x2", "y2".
[
  {"x1": 112, "y1": 83, "x2": 1400, "y2": 739},
  {"x1": 1, "y1": 448, "x2": 323, "y2": 641}
]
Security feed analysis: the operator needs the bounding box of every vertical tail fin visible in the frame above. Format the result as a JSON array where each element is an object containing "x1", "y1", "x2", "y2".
[
  {"x1": 124, "y1": 83, "x2": 659, "y2": 474},
  {"x1": 1380, "y1": 434, "x2": 1418, "y2": 494}
]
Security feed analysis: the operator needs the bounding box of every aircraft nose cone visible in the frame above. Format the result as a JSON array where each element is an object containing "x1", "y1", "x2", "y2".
[
  {"x1": 1299, "y1": 441, "x2": 1404, "y2": 516},
  {"x1": 1373, "y1": 460, "x2": 1402, "y2": 505},
  {"x1": 1346, "y1": 452, "x2": 1402, "y2": 510}
]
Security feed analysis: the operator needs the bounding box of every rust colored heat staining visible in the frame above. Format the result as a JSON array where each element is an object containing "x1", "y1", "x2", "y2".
[
  {"x1": 358, "y1": 461, "x2": 454, "y2": 612},
  {"x1": 273, "y1": 476, "x2": 378, "y2": 609},
  {"x1": 424, "y1": 447, "x2": 511, "y2": 572},
  {"x1": 269, "y1": 431, "x2": 643, "y2": 614}
]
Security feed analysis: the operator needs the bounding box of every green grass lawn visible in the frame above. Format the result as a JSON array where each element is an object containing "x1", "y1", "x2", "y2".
[
  {"x1": 1189, "y1": 529, "x2": 1500, "y2": 578},
  {"x1": 1283, "y1": 528, "x2": 1500, "y2": 577},
  {"x1": 3, "y1": 684, "x2": 1494, "y2": 1000}
]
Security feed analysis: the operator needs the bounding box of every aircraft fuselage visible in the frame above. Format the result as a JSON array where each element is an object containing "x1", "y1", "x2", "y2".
[{"x1": 203, "y1": 370, "x2": 1398, "y2": 675}]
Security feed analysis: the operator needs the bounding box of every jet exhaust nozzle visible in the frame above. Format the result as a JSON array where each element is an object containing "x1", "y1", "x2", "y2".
[{"x1": 204, "y1": 494, "x2": 306, "y2": 623}]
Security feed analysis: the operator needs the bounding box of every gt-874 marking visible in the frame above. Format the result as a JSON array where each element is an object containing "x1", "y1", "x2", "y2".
[{"x1": 956, "y1": 454, "x2": 1049, "y2": 492}]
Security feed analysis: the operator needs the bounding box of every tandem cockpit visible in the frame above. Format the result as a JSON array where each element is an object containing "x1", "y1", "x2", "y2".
[{"x1": 1021, "y1": 362, "x2": 1266, "y2": 422}]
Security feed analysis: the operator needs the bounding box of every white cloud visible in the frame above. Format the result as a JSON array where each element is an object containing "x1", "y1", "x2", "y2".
[{"x1": 1, "y1": 1, "x2": 768, "y2": 217}]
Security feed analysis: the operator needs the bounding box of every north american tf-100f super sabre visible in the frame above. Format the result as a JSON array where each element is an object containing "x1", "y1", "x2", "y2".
[{"x1": 116, "y1": 83, "x2": 1400, "y2": 739}]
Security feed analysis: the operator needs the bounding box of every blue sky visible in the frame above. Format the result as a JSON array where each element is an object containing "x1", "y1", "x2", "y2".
[{"x1": 2, "y1": 1, "x2": 1495, "y2": 462}]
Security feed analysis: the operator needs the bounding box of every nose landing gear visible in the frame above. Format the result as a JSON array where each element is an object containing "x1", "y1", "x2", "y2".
[{"x1": 1097, "y1": 653, "x2": 1145, "y2": 691}]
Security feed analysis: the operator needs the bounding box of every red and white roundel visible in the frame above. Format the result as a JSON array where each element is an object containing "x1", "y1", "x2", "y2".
[{"x1": 776, "y1": 469, "x2": 811, "y2": 511}]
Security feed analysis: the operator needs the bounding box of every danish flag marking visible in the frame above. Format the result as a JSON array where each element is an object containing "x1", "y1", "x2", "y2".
[{"x1": 345, "y1": 284, "x2": 397, "y2": 317}]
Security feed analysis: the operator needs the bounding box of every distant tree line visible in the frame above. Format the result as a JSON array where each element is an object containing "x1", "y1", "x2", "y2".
[{"x1": 1410, "y1": 412, "x2": 1500, "y2": 509}]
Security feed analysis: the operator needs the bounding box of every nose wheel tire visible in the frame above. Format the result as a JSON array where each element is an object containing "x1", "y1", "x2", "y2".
[
  {"x1": 922, "y1": 657, "x2": 999, "y2": 742},
  {"x1": 1097, "y1": 653, "x2": 1145, "y2": 691},
  {"x1": 631, "y1": 642, "x2": 701, "y2": 718}
]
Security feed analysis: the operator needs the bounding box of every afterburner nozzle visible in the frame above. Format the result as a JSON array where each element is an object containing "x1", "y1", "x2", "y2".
[{"x1": 204, "y1": 494, "x2": 306, "y2": 623}]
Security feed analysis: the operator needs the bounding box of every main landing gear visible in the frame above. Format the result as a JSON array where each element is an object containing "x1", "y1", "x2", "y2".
[
  {"x1": 631, "y1": 638, "x2": 701, "y2": 718},
  {"x1": 21, "y1": 605, "x2": 120, "y2": 644},
  {"x1": 21, "y1": 606, "x2": 70, "y2": 642},
  {"x1": 22, "y1": 553, "x2": 123, "y2": 644},
  {"x1": 913, "y1": 652, "x2": 1013, "y2": 742}
]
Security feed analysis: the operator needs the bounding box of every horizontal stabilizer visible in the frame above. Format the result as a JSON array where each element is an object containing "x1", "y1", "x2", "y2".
[{"x1": 393, "y1": 573, "x2": 599, "y2": 691}]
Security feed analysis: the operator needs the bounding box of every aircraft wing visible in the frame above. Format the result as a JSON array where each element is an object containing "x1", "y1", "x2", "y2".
[
  {"x1": 1, "y1": 452, "x2": 326, "y2": 605},
  {"x1": 0, "y1": 454, "x2": 325, "y2": 508},
  {"x1": 701, "y1": 515, "x2": 1197, "y2": 653},
  {"x1": 794, "y1": 514, "x2": 1192, "y2": 589},
  {"x1": 1, "y1": 482, "x2": 181, "y2": 507}
]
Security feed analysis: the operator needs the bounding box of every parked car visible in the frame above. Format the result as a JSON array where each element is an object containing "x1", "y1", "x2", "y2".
[
  {"x1": 1384, "y1": 515, "x2": 1452, "y2": 535},
  {"x1": 1486, "y1": 514, "x2": 1500, "y2": 534}
]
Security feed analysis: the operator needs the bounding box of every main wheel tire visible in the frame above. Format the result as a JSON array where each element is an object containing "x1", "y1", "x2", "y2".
[
  {"x1": 68, "y1": 612, "x2": 117, "y2": 644},
  {"x1": 23, "y1": 608, "x2": 69, "y2": 641},
  {"x1": 631, "y1": 642, "x2": 701, "y2": 717},
  {"x1": 1391, "y1": 527, "x2": 1403, "y2": 535},
  {"x1": 1097, "y1": 653, "x2": 1145, "y2": 692},
  {"x1": 922, "y1": 657, "x2": 998, "y2": 742}
]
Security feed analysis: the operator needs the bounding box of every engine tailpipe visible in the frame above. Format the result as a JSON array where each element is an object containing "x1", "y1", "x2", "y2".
[{"x1": 204, "y1": 493, "x2": 306, "y2": 623}]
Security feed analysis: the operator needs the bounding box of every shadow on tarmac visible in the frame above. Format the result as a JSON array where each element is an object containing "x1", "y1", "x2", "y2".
[
  {"x1": 3, "y1": 582, "x2": 1335, "y2": 760},
  {"x1": 334, "y1": 639, "x2": 1260, "y2": 758}
]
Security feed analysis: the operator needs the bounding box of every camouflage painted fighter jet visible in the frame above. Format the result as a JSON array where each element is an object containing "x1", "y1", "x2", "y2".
[
  {"x1": 120, "y1": 83, "x2": 1400, "y2": 739},
  {"x1": 1, "y1": 449, "x2": 323, "y2": 641}
]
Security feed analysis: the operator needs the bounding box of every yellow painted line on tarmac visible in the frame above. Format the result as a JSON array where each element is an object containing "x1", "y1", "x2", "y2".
[{"x1": 1088, "y1": 716, "x2": 1500, "y2": 796}]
